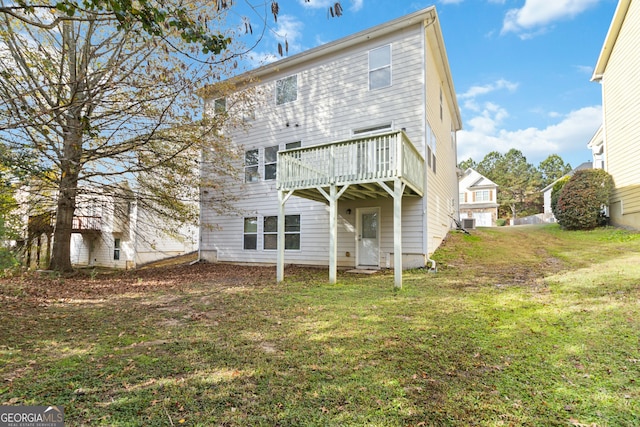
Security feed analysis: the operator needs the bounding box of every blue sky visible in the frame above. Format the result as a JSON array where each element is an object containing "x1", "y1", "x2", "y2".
[{"x1": 229, "y1": 0, "x2": 618, "y2": 169}]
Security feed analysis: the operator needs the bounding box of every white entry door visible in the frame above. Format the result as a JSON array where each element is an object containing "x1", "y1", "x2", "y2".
[{"x1": 357, "y1": 208, "x2": 380, "y2": 268}]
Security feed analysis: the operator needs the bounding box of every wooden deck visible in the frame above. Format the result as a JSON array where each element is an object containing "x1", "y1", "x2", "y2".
[{"x1": 277, "y1": 130, "x2": 424, "y2": 201}]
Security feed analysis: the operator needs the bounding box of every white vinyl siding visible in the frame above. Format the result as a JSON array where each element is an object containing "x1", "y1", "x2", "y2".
[
  {"x1": 425, "y1": 28, "x2": 460, "y2": 255},
  {"x1": 200, "y1": 15, "x2": 460, "y2": 266},
  {"x1": 600, "y1": 0, "x2": 640, "y2": 224}
]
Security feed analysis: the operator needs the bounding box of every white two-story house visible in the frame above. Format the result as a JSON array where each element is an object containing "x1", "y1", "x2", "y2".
[
  {"x1": 24, "y1": 184, "x2": 198, "y2": 270},
  {"x1": 458, "y1": 168, "x2": 499, "y2": 227},
  {"x1": 199, "y1": 6, "x2": 462, "y2": 288}
]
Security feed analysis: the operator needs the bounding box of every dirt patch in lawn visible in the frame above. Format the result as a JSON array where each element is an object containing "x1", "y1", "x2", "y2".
[{"x1": 0, "y1": 262, "x2": 281, "y2": 307}]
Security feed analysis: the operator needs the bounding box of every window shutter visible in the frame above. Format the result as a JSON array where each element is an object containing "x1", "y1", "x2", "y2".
[
  {"x1": 490, "y1": 191, "x2": 493, "y2": 201},
  {"x1": 464, "y1": 193, "x2": 468, "y2": 203},
  {"x1": 472, "y1": 192, "x2": 476, "y2": 202}
]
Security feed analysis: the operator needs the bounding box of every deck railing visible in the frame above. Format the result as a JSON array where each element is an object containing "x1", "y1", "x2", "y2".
[
  {"x1": 72, "y1": 215, "x2": 102, "y2": 231},
  {"x1": 277, "y1": 131, "x2": 424, "y2": 195}
]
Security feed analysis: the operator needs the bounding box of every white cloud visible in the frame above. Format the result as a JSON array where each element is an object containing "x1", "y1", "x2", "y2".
[
  {"x1": 502, "y1": 0, "x2": 601, "y2": 38},
  {"x1": 243, "y1": 15, "x2": 305, "y2": 68},
  {"x1": 350, "y1": 0, "x2": 364, "y2": 12},
  {"x1": 457, "y1": 105, "x2": 602, "y2": 166},
  {"x1": 273, "y1": 15, "x2": 305, "y2": 51},
  {"x1": 459, "y1": 78, "x2": 519, "y2": 99}
]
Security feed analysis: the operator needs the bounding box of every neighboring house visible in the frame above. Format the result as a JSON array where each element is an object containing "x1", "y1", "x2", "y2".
[
  {"x1": 199, "y1": 6, "x2": 462, "y2": 288},
  {"x1": 458, "y1": 168, "x2": 498, "y2": 227},
  {"x1": 587, "y1": 126, "x2": 605, "y2": 170},
  {"x1": 24, "y1": 185, "x2": 198, "y2": 269},
  {"x1": 541, "y1": 161, "x2": 593, "y2": 223},
  {"x1": 591, "y1": 0, "x2": 640, "y2": 230}
]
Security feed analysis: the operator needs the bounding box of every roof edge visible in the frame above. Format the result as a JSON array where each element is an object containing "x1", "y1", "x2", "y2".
[
  {"x1": 592, "y1": 0, "x2": 632, "y2": 81},
  {"x1": 199, "y1": 6, "x2": 439, "y2": 98}
]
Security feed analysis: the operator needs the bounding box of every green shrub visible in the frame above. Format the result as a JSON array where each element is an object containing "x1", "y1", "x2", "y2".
[
  {"x1": 555, "y1": 169, "x2": 614, "y2": 230},
  {"x1": 0, "y1": 247, "x2": 19, "y2": 275},
  {"x1": 550, "y1": 175, "x2": 571, "y2": 219},
  {"x1": 496, "y1": 219, "x2": 507, "y2": 226}
]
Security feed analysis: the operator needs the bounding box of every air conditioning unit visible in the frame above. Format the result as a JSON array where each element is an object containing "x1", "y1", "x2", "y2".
[{"x1": 462, "y1": 218, "x2": 476, "y2": 230}]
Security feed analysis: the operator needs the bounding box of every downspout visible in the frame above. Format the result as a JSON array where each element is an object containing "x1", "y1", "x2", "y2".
[
  {"x1": 133, "y1": 194, "x2": 139, "y2": 268},
  {"x1": 599, "y1": 80, "x2": 608, "y2": 173},
  {"x1": 197, "y1": 148, "x2": 204, "y2": 263},
  {"x1": 423, "y1": 14, "x2": 437, "y2": 273}
]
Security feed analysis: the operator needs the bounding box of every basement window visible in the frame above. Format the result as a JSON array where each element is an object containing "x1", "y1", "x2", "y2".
[
  {"x1": 263, "y1": 215, "x2": 301, "y2": 250},
  {"x1": 243, "y1": 217, "x2": 257, "y2": 250}
]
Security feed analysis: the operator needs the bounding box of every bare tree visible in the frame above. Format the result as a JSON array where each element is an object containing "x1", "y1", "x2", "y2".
[{"x1": 0, "y1": 3, "x2": 246, "y2": 271}]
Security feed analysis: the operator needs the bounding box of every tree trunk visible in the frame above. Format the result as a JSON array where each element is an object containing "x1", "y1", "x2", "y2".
[
  {"x1": 48, "y1": 20, "x2": 83, "y2": 272},
  {"x1": 48, "y1": 172, "x2": 78, "y2": 271}
]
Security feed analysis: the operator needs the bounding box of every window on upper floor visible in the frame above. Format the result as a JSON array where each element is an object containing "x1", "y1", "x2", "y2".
[
  {"x1": 459, "y1": 193, "x2": 465, "y2": 204},
  {"x1": 113, "y1": 238, "x2": 121, "y2": 260},
  {"x1": 245, "y1": 149, "x2": 260, "y2": 183},
  {"x1": 276, "y1": 75, "x2": 297, "y2": 105},
  {"x1": 474, "y1": 190, "x2": 490, "y2": 202},
  {"x1": 245, "y1": 143, "x2": 301, "y2": 183},
  {"x1": 285, "y1": 141, "x2": 301, "y2": 149},
  {"x1": 369, "y1": 44, "x2": 391, "y2": 90},
  {"x1": 427, "y1": 123, "x2": 437, "y2": 174},
  {"x1": 353, "y1": 123, "x2": 392, "y2": 136},
  {"x1": 214, "y1": 98, "x2": 226, "y2": 115},
  {"x1": 243, "y1": 217, "x2": 257, "y2": 250},
  {"x1": 263, "y1": 215, "x2": 301, "y2": 250},
  {"x1": 264, "y1": 145, "x2": 279, "y2": 181}
]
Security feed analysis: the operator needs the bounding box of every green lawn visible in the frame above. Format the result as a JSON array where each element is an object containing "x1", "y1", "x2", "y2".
[{"x1": 1, "y1": 224, "x2": 639, "y2": 426}]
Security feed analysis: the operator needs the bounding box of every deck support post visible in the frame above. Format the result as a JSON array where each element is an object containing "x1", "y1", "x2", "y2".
[
  {"x1": 393, "y1": 178, "x2": 403, "y2": 289},
  {"x1": 277, "y1": 189, "x2": 294, "y2": 282},
  {"x1": 380, "y1": 178, "x2": 405, "y2": 289},
  {"x1": 318, "y1": 184, "x2": 350, "y2": 284}
]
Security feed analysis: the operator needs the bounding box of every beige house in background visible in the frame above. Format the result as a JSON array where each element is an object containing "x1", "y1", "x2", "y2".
[
  {"x1": 591, "y1": 0, "x2": 640, "y2": 230},
  {"x1": 458, "y1": 168, "x2": 499, "y2": 227}
]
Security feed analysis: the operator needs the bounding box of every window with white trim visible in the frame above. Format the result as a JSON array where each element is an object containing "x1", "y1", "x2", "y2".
[
  {"x1": 285, "y1": 141, "x2": 301, "y2": 150},
  {"x1": 214, "y1": 98, "x2": 226, "y2": 115},
  {"x1": 276, "y1": 75, "x2": 297, "y2": 105},
  {"x1": 427, "y1": 123, "x2": 437, "y2": 173},
  {"x1": 113, "y1": 238, "x2": 121, "y2": 260},
  {"x1": 264, "y1": 145, "x2": 278, "y2": 180},
  {"x1": 474, "y1": 190, "x2": 490, "y2": 202},
  {"x1": 459, "y1": 193, "x2": 465, "y2": 204},
  {"x1": 243, "y1": 217, "x2": 257, "y2": 250},
  {"x1": 245, "y1": 149, "x2": 259, "y2": 182},
  {"x1": 263, "y1": 215, "x2": 300, "y2": 250},
  {"x1": 369, "y1": 45, "x2": 391, "y2": 90},
  {"x1": 353, "y1": 123, "x2": 392, "y2": 136}
]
